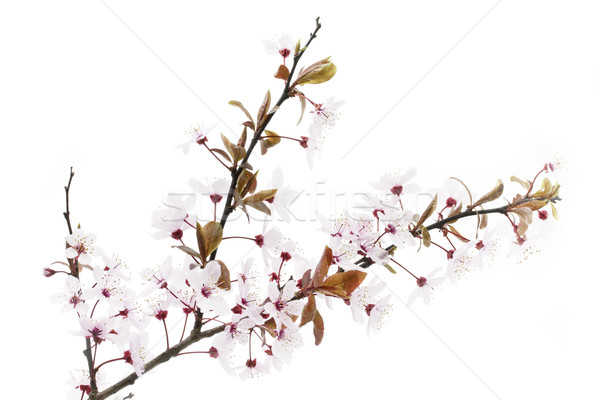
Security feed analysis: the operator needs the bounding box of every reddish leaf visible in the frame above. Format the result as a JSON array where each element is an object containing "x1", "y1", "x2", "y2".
[
  {"x1": 274, "y1": 64, "x2": 290, "y2": 81},
  {"x1": 311, "y1": 246, "x2": 333, "y2": 287},
  {"x1": 314, "y1": 285, "x2": 349, "y2": 299},
  {"x1": 215, "y1": 260, "x2": 231, "y2": 290},
  {"x1": 196, "y1": 221, "x2": 207, "y2": 262},
  {"x1": 313, "y1": 309, "x2": 324, "y2": 346},
  {"x1": 320, "y1": 270, "x2": 367, "y2": 297},
  {"x1": 299, "y1": 294, "x2": 316, "y2": 327}
]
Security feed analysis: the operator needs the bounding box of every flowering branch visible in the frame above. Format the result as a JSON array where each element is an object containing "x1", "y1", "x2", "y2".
[{"x1": 46, "y1": 19, "x2": 561, "y2": 400}]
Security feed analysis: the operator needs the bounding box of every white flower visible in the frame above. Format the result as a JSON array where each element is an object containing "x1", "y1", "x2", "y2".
[
  {"x1": 349, "y1": 279, "x2": 393, "y2": 335},
  {"x1": 187, "y1": 261, "x2": 229, "y2": 316},
  {"x1": 270, "y1": 325, "x2": 303, "y2": 367},
  {"x1": 311, "y1": 97, "x2": 344, "y2": 130},
  {"x1": 74, "y1": 316, "x2": 121, "y2": 345},
  {"x1": 82, "y1": 266, "x2": 134, "y2": 311},
  {"x1": 50, "y1": 275, "x2": 89, "y2": 314},
  {"x1": 150, "y1": 195, "x2": 196, "y2": 241},
  {"x1": 262, "y1": 33, "x2": 294, "y2": 62},
  {"x1": 139, "y1": 256, "x2": 176, "y2": 298},
  {"x1": 371, "y1": 168, "x2": 419, "y2": 199},
  {"x1": 125, "y1": 332, "x2": 150, "y2": 377},
  {"x1": 266, "y1": 167, "x2": 302, "y2": 223},
  {"x1": 407, "y1": 267, "x2": 446, "y2": 306},
  {"x1": 263, "y1": 281, "x2": 302, "y2": 330},
  {"x1": 65, "y1": 228, "x2": 99, "y2": 265},
  {"x1": 177, "y1": 123, "x2": 213, "y2": 154},
  {"x1": 208, "y1": 334, "x2": 235, "y2": 375},
  {"x1": 238, "y1": 358, "x2": 270, "y2": 380}
]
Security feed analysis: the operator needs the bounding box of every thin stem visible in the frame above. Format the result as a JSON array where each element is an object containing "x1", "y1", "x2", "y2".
[
  {"x1": 203, "y1": 143, "x2": 231, "y2": 170},
  {"x1": 89, "y1": 300, "x2": 100, "y2": 319},
  {"x1": 163, "y1": 319, "x2": 170, "y2": 350},
  {"x1": 95, "y1": 356, "x2": 126, "y2": 372},
  {"x1": 390, "y1": 258, "x2": 418, "y2": 280},
  {"x1": 179, "y1": 314, "x2": 189, "y2": 343}
]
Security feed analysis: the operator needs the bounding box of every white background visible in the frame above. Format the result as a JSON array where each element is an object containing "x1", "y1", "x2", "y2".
[{"x1": 1, "y1": 1, "x2": 599, "y2": 399}]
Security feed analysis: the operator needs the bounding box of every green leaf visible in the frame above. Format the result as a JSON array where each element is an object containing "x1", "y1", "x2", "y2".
[{"x1": 295, "y1": 57, "x2": 337, "y2": 86}]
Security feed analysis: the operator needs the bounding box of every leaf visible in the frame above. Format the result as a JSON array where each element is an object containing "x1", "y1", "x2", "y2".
[
  {"x1": 256, "y1": 90, "x2": 271, "y2": 128},
  {"x1": 237, "y1": 126, "x2": 247, "y2": 147},
  {"x1": 295, "y1": 57, "x2": 337, "y2": 86},
  {"x1": 221, "y1": 133, "x2": 246, "y2": 163},
  {"x1": 228, "y1": 100, "x2": 255, "y2": 130},
  {"x1": 551, "y1": 202, "x2": 559, "y2": 220},
  {"x1": 172, "y1": 245, "x2": 202, "y2": 259},
  {"x1": 511, "y1": 208, "x2": 533, "y2": 236},
  {"x1": 311, "y1": 246, "x2": 333, "y2": 287},
  {"x1": 510, "y1": 176, "x2": 531, "y2": 191},
  {"x1": 239, "y1": 162, "x2": 253, "y2": 171},
  {"x1": 320, "y1": 270, "x2": 367, "y2": 297},
  {"x1": 203, "y1": 221, "x2": 223, "y2": 257},
  {"x1": 479, "y1": 213, "x2": 488, "y2": 230},
  {"x1": 383, "y1": 264, "x2": 397, "y2": 274},
  {"x1": 450, "y1": 177, "x2": 473, "y2": 206},
  {"x1": 300, "y1": 269, "x2": 312, "y2": 289},
  {"x1": 314, "y1": 286, "x2": 349, "y2": 299},
  {"x1": 260, "y1": 139, "x2": 267, "y2": 155},
  {"x1": 245, "y1": 201, "x2": 271, "y2": 216},
  {"x1": 299, "y1": 294, "x2": 316, "y2": 327},
  {"x1": 244, "y1": 189, "x2": 277, "y2": 203},
  {"x1": 415, "y1": 194, "x2": 438, "y2": 229},
  {"x1": 196, "y1": 222, "x2": 208, "y2": 262},
  {"x1": 421, "y1": 226, "x2": 431, "y2": 247},
  {"x1": 237, "y1": 169, "x2": 258, "y2": 198},
  {"x1": 447, "y1": 202, "x2": 463, "y2": 222},
  {"x1": 447, "y1": 225, "x2": 469, "y2": 243},
  {"x1": 297, "y1": 94, "x2": 306, "y2": 126},
  {"x1": 473, "y1": 179, "x2": 504, "y2": 208},
  {"x1": 233, "y1": 190, "x2": 250, "y2": 223},
  {"x1": 514, "y1": 199, "x2": 548, "y2": 211},
  {"x1": 274, "y1": 64, "x2": 290, "y2": 81},
  {"x1": 262, "y1": 130, "x2": 281, "y2": 149},
  {"x1": 215, "y1": 260, "x2": 231, "y2": 290},
  {"x1": 210, "y1": 148, "x2": 232, "y2": 163},
  {"x1": 313, "y1": 309, "x2": 324, "y2": 346}
]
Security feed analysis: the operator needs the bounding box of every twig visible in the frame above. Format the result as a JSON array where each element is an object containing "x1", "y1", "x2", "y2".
[
  {"x1": 63, "y1": 167, "x2": 75, "y2": 235},
  {"x1": 209, "y1": 18, "x2": 322, "y2": 261}
]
